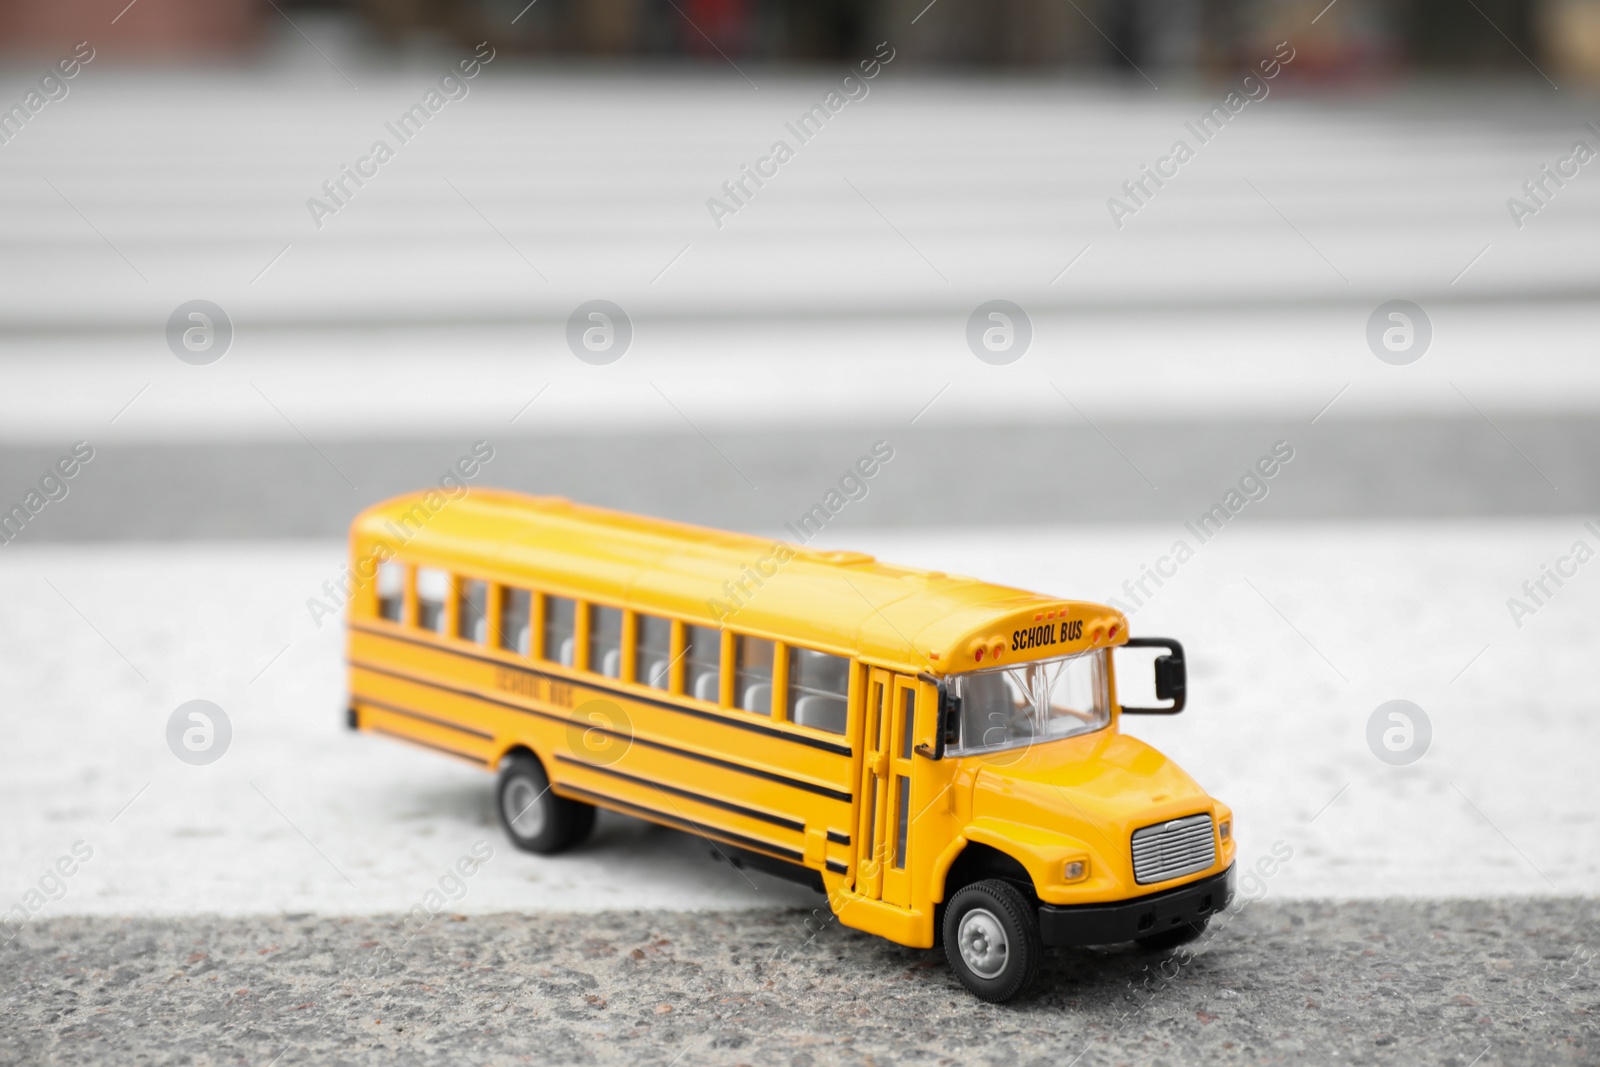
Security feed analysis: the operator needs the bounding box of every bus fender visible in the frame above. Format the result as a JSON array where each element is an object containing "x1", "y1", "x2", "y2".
[
  {"x1": 959, "y1": 818, "x2": 1097, "y2": 899},
  {"x1": 929, "y1": 835, "x2": 969, "y2": 904},
  {"x1": 489, "y1": 741, "x2": 537, "y2": 772}
]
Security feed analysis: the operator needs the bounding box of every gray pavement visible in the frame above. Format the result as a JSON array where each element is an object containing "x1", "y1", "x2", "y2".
[
  {"x1": 2, "y1": 414, "x2": 1593, "y2": 543},
  {"x1": 3, "y1": 898, "x2": 1596, "y2": 1066}
]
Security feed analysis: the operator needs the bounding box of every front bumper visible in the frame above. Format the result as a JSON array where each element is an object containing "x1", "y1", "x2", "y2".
[{"x1": 1038, "y1": 864, "x2": 1234, "y2": 947}]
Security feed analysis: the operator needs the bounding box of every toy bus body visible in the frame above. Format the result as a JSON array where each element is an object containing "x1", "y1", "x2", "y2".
[{"x1": 344, "y1": 491, "x2": 1234, "y2": 998}]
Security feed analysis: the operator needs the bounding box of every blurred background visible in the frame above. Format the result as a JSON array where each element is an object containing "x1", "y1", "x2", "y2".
[
  {"x1": 3, "y1": 0, "x2": 1600, "y2": 79},
  {"x1": 1, "y1": 0, "x2": 1597, "y2": 921}
]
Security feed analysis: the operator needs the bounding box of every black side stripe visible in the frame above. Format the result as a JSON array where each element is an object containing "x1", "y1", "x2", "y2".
[
  {"x1": 827, "y1": 829, "x2": 850, "y2": 845},
  {"x1": 356, "y1": 695, "x2": 495, "y2": 740},
  {"x1": 348, "y1": 620, "x2": 853, "y2": 757},
  {"x1": 367, "y1": 725, "x2": 485, "y2": 765},
  {"x1": 348, "y1": 658, "x2": 854, "y2": 804},
  {"x1": 557, "y1": 782, "x2": 806, "y2": 866},
  {"x1": 555, "y1": 753, "x2": 804, "y2": 834},
  {"x1": 563, "y1": 778, "x2": 847, "y2": 875}
]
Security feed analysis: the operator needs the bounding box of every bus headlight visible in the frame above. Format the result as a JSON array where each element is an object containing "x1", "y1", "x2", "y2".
[
  {"x1": 1218, "y1": 820, "x2": 1231, "y2": 842},
  {"x1": 1063, "y1": 859, "x2": 1088, "y2": 883}
]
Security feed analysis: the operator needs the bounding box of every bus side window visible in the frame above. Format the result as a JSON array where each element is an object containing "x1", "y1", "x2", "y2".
[
  {"x1": 457, "y1": 579, "x2": 488, "y2": 644},
  {"x1": 684, "y1": 625, "x2": 720, "y2": 703},
  {"x1": 543, "y1": 595, "x2": 576, "y2": 666},
  {"x1": 635, "y1": 614, "x2": 672, "y2": 690},
  {"x1": 588, "y1": 605, "x2": 623, "y2": 678},
  {"x1": 500, "y1": 588, "x2": 531, "y2": 655},
  {"x1": 735, "y1": 636, "x2": 774, "y2": 716},
  {"x1": 376, "y1": 561, "x2": 405, "y2": 622},
  {"x1": 900, "y1": 687, "x2": 916, "y2": 759},
  {"x1": 788, "y1": 647, "x2": 849, "y2": 735},
  {"x1": 416, "y1": 567, "x2": 449, "y2": 634}
]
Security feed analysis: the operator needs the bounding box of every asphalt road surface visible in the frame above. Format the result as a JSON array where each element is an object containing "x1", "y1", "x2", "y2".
[
  {"x1": 4, "y1": 899, "x2": 1596, "y2": 1067},
  {"x1": 4, "y1": 416, "x2": 1600, "y2": 542}
]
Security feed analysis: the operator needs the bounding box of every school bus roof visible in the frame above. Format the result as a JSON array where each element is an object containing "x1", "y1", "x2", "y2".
[{"x1": 353, "y1": 490, "x2": 1128, "y2": 675}]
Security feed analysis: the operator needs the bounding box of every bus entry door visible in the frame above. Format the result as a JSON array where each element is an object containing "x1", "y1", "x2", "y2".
[{"x1": 859, "y1": 669, "x2": 917, "y2": 909}]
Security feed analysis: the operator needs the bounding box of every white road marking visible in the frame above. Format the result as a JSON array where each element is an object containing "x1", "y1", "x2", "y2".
[{"x1": 1, "y1": 523, "x2": 1594, "y2": 915}]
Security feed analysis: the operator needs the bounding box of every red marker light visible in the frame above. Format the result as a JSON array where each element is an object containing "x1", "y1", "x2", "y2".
[{"x1": 974, "y1": 647, "x2": 984, "y2": 662}]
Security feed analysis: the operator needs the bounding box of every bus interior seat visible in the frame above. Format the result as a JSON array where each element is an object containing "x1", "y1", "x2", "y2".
[
  {"x1": 741, "y1": 682, "x2": 771, "y2": 714},
  {"x1": 601, "y1": 649, "x2": 621, "y2": 678},
  {"x1": 644, "y1": 661, "x2": 669, "y2": 688},
  {"x1": 558, "y1": 637, "x2": 575, "y2": 667},
  {"x1": 792, "y1": 694, "x2": 847, "y2": 734},
  {"x1": 693, "y1": 672, "x2": 719, "y2": 703}
]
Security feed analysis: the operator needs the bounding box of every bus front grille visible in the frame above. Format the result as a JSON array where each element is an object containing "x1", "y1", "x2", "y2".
[{"x1": 1131, "y1": 814, "x2": 1216, "y2": 885}]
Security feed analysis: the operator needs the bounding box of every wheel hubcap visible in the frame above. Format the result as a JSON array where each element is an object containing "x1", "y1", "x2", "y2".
[
  {"x1": 502, "y1": 778, "x2": 546, "y2": 838},
  {"x1": 957, "y1": 907, "x2": 1009, "y2": 979}
]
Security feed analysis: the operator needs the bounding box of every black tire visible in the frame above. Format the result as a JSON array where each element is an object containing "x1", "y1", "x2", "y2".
[
  {"x1": 942, "y1": 878, "x2": 1042, "y2": 1003},
  {"x1": 1136, "y1": 916, "x2": 1210, "y2": 951},
  {"x1": 565, "y1": 802, "x2": 597, "y2": 848},
  {"x1": 496, "y1": 753, "x2": 594, "y2": 854}
]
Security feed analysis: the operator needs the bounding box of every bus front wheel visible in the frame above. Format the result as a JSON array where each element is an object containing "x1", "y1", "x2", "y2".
[
  {"x1": 942, "y1": 878, "x2": 1042, "y2": 1003},
  {"x1": 496, "y1": 753, "x2": 595, "y2": 854}
]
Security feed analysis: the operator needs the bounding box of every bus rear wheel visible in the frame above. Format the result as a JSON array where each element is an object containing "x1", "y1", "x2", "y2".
[
  {"x1": 942, "y1": 878, "x2": 1041, "y2": 1003},
  {"x1": 496, "y1": 753, "x2": 594, "y2": 854}
]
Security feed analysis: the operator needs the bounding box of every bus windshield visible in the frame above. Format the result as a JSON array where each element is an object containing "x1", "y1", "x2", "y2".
[{"x1": 947, "y1": 650, "x2": 1109, "y2": 755}]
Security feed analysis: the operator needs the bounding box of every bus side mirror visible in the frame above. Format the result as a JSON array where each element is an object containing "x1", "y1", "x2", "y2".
[
  {"x1": 1117, "y1": 638, "x2": 1186, "y2": 715},
  {"x1": 1154, "y1": 654, "x2": 1182, "y2": 702}
]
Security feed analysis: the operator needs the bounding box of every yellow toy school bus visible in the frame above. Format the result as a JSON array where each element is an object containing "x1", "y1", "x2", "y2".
[{"x1": 344, "y1": 491, "x2": 1234, "y2": 1002}]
